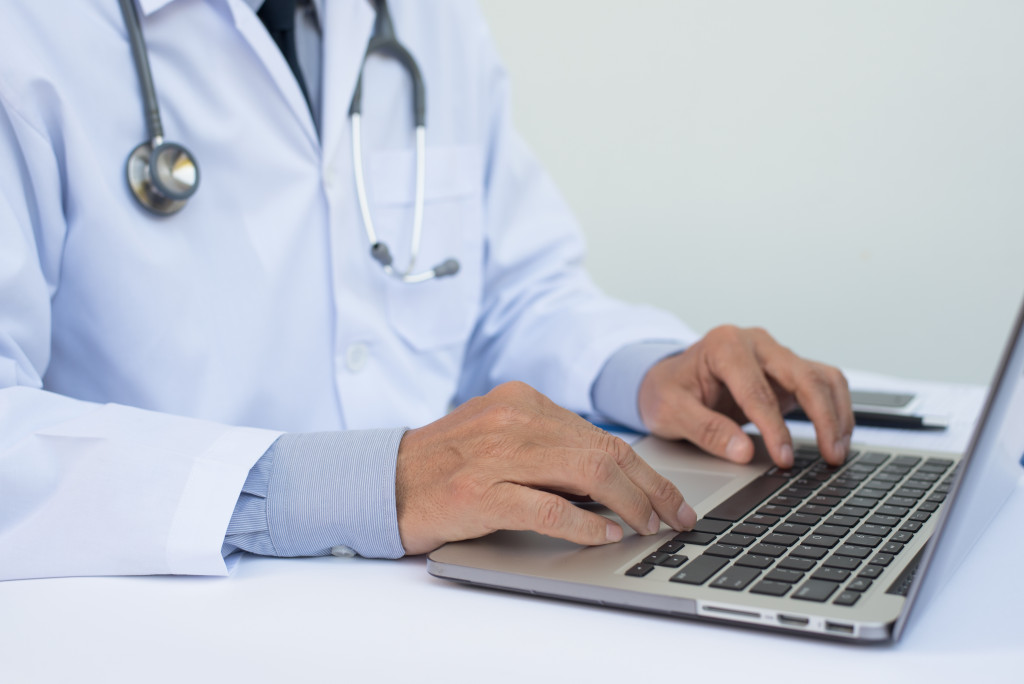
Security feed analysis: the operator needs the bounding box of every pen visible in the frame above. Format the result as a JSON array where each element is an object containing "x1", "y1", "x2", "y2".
[{"x1": 786, "y1": 409, "x2": 949, "y2": 431}]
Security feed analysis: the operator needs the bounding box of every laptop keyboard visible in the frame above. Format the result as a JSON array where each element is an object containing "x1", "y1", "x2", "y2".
[{"x1": 624, "y1": 446, "x2": 956, "y2": 607}]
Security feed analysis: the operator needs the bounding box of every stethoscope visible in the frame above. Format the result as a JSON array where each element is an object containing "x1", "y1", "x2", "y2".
[{"x1": 118, "y1": 0, "x2": 458, "y2": 282}]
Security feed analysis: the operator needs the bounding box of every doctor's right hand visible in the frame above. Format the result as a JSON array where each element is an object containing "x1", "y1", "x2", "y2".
[{"x1": 394, "y1": 381, "x2": 698, "y2": 555}]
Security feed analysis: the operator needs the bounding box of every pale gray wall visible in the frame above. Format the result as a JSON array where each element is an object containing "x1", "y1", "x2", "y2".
[{"x1": 477, "y1": 0, "x2": 1024, "y2": 384}]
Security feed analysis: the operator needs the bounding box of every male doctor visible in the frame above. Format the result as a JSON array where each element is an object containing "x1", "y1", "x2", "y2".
[{"x1": 0, "y1": 0, "x2": 853, "y2": 581}]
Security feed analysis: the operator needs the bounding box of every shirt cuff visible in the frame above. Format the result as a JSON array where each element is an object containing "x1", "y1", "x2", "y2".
[
  {"x1": 590, "y1": 341, "x2": 687, "y2": 432},
  {"x1": 223, "y1": 429, "x2": 407, "y2": 560}
]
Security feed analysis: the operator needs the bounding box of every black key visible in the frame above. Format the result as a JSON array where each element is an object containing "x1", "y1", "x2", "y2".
[
  {"x1": 833, "y1": 591, "x2": 861, "y2": 606},
  {"x1": 750, "y1": 580, "x2": 791, "y2": 597},
  {"x1": 917, "y1": 501, "x2": 940, "y2": 513},
  {"x1": 658, "y1": 540, "x2": 685, "y2": 554},
  {"x1": 784, "y1": 487, "x2": 815, "y2": 499},
  {"x1": 798, "y1": 504, "x2": 830, "y2": 516},
  {"x1": 881, "y1": 541, "x2": 905, "y2": 555},
  {"x1": 849, "y1": 463, "x2": 878, "y2": 474},
  {"x1": 733, "y1": 523, "x2": 768, "y2": 536},
  {"x1": 835, "y1": 505, "x2": 869, "y2": 518},
  {"x1": 910, "y1": 471, "x2": 940, "y2": 483},
  {"x1": 793, "y1": 579, "x2": 840, "y2": 602},
  {"x1": 834, "y1": 476, "x2": 865, "y2": 488},
  {"x1": 670, "y1": 555, "x2": 728, "y2": 585},
  {"x1": 873, "y1": 472, "x2": 903, "y2": 482},
  {"x1": 926, "y1": 493, "x2": 947, "y2": 504},
  {"x1": 745, "y1": 513, "x2": 780, "y2": 526},
  {"x1": 811, "y1": 567, "x2": 850, "y2": 582},
  {"x1": 710, "y1": 566, "x2": 761, "y2": 591},
  {"x1": 659, "y1": 554, "x2": 688, "y2": 568},
  {"x1": 719, "y1": 533, "x2": 756, "y2": 547},
  {"x1": 847, "y1": 577, "x2": 873, "y2": 592},
  {"x1": 757, "y1": 505, "x2": 791, "y2": 517},
  {"x1": 857, "y1": 524, "x2": 892, "y2": 538},
  {"x1": 705, "y1": 543, "x2": 743, "y2": 559},
  {"x1": 821, "y1": 486, "x2": 852, "y2": 498},
  {"x1": 892, "y1": 455, "x2": 922, "y2": 467},
  {"x1": 847, "y1": 497, "x2": 878, "y2": 509},
  {"x1": 803, "y1": 534, "x2": 840, "y2": 549},
  {"x1": 735, "y1": 554, "x2": 775, "y2": 569},
  {"x1": 769, "y1": 495, "x2": 801, "y2": 508},
  {"x1": 858, "y1": 565, "x2": 883, "y2": 579},
  {"x1": 881, "y1": 465, "x2": 912, "y2": 476},
  {"x1": 810, "y1": 495, "x2": 841, "y2": 507},
  {"x1": 848, "y1": 534, "x2": 882, "y2": 548},
  {"x1": 865, "y1": 514, "x2": 900, "y2": 528},
  {"x1": 779, "y1": 556, "x2": 816, "y2": 571},
  {"x1": 814, "y1": 525, "x2": 849, "y2": 538},
  {"x1": 869, "y1": 553, "x2": 894, "y2": 567},
  {"x1": 877, "y1": 505, "x2": 910, "y2": 517},
  {"x1": 786, "y1": 514, "x2": 820, "y2": 526},
  {"x1": 644, "y1": 552, "x2": 670, "y2": 565},
  {"x1": 626, "y1": 563, "x2": 655, "y2": 577},
  {"x1": 900, "y1": 520, "x2": 923, "y2": 532},
  {"x1": 866, "y1": 480, "x2": 894, "y2": 491},
  {"x1": 858, "y1": 452, "x2": 889, "y2": 465},
  {"x1": 763, "y1": 533, "x2": 799, "y2": 547},
  {"x1": 790, "y1": 545, "x2": 828, "y2": 560},
  {"x1": 693, "y1": 519, "x2": 732, "y2": 534},
  {"x1": 825, "y1": 515, "x2": 859, "y2": 528},
  {"x1": 777, "y1": 522, "x2": 811, "y2": 536},
  {"x1": 766, "y1": 568, "x2": 804, "y2": 583},
  {"x1": 835, "y1": 544, "x2": 872, "y2": 559},
  {"x1": 891, "y1": 531, "x2": 914, "y2": 543},
  {"x1": 856, "y1": 488, "x2": 888, "y2": 500},
  {"x1": 705, "y1": 474, "x2": 789, "y2": 522},
  {"x1": 672, "y1": 531, "x2": 716, "y2": 545},
  {"x1": 750, "y1": 543, "x2": 787, "y2": 558},
  {"x1": 910, "y1": 511, "x2": 932, "y2": 523},
  {"x1": 893, "y1": 487, "x2": 926, "y2": 499},
  {"x1": 823, "y1": 555, "x2": 861, "y2": 570}
]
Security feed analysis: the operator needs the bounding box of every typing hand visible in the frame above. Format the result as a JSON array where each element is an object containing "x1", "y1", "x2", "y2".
[
  {"x1": 395, "y1": 381, "x2": 698, "y2": 555},
  {"x1": 637, "y1": 326, "x2": 854, "y2": 468}
]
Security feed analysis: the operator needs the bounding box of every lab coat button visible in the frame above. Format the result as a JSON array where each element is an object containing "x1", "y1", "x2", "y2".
[{"x1": 345, "y1": 343, "x2": 369, "y2": 372}]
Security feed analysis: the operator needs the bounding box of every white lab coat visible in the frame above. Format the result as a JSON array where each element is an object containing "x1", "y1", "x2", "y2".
[{"x1": 0, "y1": 0, "x2": 693, "y2": 580}]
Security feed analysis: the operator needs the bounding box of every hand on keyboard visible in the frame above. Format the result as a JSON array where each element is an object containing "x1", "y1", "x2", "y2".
[{"x1": 637, "y1": 325, "x2": 855, "y2": 468}]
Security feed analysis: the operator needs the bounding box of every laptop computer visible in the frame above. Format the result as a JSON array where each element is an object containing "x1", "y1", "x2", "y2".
[{"x1": 427, "y1": 295, "x2": 1024, "y2": 643}]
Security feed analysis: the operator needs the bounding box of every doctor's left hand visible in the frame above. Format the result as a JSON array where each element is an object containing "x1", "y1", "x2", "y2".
[
  {"x1": 637, "y1": 325, "x2": 854, "y2": 469},
  {"x1": 394, "y1": 381, "x2": 698, "y2": 555}
]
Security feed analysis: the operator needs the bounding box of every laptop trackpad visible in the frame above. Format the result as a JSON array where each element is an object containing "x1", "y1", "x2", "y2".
[{"x1": 662, "y1": 469, "x2": 742, "y2": 511}]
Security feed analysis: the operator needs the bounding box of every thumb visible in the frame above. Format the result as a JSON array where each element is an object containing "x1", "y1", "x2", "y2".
[{"x1": 672, "y1": 395, "x2": 754, "y2": 464}]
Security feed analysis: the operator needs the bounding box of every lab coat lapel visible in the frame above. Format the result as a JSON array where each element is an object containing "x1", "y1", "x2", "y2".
[
  {"x1": 319, "y1": 1, "x2": 376, "y2": 161},
  {"x1": 220, "y1": 0, "x2": 319, "y2": 150}
]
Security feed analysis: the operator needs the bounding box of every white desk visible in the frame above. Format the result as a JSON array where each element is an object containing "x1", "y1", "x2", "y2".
[{"x1": 3, "y1": 381, "x2": 1023, "y2": 683}]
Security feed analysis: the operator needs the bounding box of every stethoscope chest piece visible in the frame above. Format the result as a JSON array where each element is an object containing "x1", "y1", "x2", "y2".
[{"x1": 126, "y1": 139, "x2": 199, "y2": 216}]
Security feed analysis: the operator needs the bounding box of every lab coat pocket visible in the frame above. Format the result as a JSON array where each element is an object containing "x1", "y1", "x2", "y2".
[{"x1": 369, "y1": 145, "x2": 485, "y2": 351}]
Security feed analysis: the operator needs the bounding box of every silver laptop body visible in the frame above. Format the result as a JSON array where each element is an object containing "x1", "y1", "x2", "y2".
[{"x1": 428, "y1": 297, "x2": 1024, "y2": 643}]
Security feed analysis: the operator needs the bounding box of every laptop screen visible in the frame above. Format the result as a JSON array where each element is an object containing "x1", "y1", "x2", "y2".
[{"x1": 896, "y1": 294, "x2": 1024, "y2": 638}]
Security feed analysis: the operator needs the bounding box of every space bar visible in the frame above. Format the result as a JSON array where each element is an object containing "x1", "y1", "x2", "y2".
[{"x1": 703, "y1": 474, "x2": 789, "y2": 522}]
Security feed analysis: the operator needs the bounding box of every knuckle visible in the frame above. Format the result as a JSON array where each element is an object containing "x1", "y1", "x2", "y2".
[
  {"x1": 536, "y1": 496, "x2": 566, "y2": 532},
  {"x1": 581, "y1": 451, "x2": 618, "y2": 489}
]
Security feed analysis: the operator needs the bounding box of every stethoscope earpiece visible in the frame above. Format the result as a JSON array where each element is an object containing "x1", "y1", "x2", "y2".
[{"x1": 125, "y1": 139, "x2": 199, "y2": 216}]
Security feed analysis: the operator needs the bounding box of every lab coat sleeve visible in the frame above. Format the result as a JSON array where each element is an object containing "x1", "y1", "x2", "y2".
[
  {"x1": 455, "y1": 8, "x2": 699, "y2": 413},
  {"x1": 591, "y1": 342, "x2": 688, "y2": 432},
  {"x1": 0, "y1": 87, "x2": 281, "y2": 581}
]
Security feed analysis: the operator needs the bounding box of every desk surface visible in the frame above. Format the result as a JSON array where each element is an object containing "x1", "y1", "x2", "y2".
[{"x1": 2, "y1": 476, "x2": 1022, "y2": 683}]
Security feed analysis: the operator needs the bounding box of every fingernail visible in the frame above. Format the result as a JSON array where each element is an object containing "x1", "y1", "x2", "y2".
[
  {"x1": 725, "y1": 435, "x2": 747, "y2": 463},
  {"x1": 676, "y1": 501, "x2": 697, "y2": 530},
  {"x1": 778, "y1": 443, "x2": 794, "y2": 469},
  {"x1": 647, "y1": 510, "x2": 660, "y2": 535},
  {"x1": 606, "y1": 523, "x2": 623, "y2": 543}
]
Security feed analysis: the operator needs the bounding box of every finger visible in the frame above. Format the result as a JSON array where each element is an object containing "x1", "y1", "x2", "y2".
[
  {"x1": 763, "y1": 352, "x2": 852, "y2": 465},
  {"x1": 599, "y1": 437, "x2": 698, "y2": 531},
  {"x1": 667, "y1": 389, "x2": 757, "y2": 465},
  {"x1": 708, "y1": 335, "x2": 795, "y2": 467},
  {"x1": 505, "y1": 446, "x2": 670, "y2": 536},
  {"x1": 489, "y1": 483, "x2": 624, "y2": 546}
]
